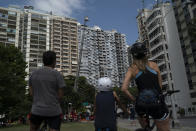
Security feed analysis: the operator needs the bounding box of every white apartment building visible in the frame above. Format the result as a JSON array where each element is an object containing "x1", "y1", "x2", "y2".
[
  {"x1": 136, "y1": 9, "x2": 151, "y2": 44},
  {"x1": 50, "y1": 15, "x2": 78, "y2": 76},
  {"x1": 0, "y1": 5, "x2": 22, "y2": 48},
  {"x1": 146, "y1": 2, "x2": 191, "y2": 108},
  {"x1": 78, "y1": 25, "x2": 129, "y2": 87},
  {"x1": 0, "y1": 6, "x2": 50, "y2": 80},
  {"x1": 171, "y1": 0, "x2": 196, "y2": 106},
  {"x1": 0, "y1": 6, "x2": 79, "y2": 81}
]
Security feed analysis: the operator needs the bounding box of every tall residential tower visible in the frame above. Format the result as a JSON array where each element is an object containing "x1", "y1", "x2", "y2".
[
  {"x1": 171, "y1": 0, "x2": 196, "y2": 106},
  {"x1": 78, "y1": 25, "x2": 129, "y2": 87},
  {"x1": 136, "y1": 2, "x2": 192, "y2": 108}
]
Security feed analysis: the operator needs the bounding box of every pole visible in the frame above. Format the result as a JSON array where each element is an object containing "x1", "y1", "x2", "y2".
[{"x1": 74, "y1": 16, "x2": 89, "y2": 91}]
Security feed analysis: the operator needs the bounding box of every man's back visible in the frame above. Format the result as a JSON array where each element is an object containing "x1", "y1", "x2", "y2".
[{"x1": 29, "y1": 66, "x2": 65, "y2": 116}]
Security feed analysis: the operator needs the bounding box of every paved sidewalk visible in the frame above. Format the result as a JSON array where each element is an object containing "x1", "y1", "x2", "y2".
[{"x1": 117, "y1": 118, "x2": 196, "y2": 131}]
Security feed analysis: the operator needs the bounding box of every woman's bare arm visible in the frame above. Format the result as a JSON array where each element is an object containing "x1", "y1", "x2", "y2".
[
  {"x1": 121, "y1": 67, "x2": 136, "y2": 102},
  {"x1": 113, "y1": 91, "x2": 129, "y2": 114}
]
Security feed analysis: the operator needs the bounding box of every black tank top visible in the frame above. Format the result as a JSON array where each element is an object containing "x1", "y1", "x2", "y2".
[
  {"x1": 95, "y1": 91, "x2": 116, "y2": 129},
  {"x1": 135, "y1": 66, "x2": 162, "y2": 93}
]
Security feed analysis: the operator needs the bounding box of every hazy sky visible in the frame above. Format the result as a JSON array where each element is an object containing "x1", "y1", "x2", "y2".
[{"x1": 0, "y1": 0, "x2": 160, "y2": 45}]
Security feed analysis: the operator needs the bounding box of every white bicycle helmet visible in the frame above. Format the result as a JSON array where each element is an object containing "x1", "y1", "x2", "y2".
[{"x1": 97, "y1": 77, "x2": 113, "y2": 91}]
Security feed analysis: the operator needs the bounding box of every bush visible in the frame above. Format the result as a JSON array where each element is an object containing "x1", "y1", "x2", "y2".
[{"x1": 177, "y1": 108, "x2": 185, "y2": 116}]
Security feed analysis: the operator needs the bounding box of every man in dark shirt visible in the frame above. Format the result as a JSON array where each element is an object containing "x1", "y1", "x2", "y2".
[{"x1": 29, "y1": 51, "x2": 65, "y2": 131}]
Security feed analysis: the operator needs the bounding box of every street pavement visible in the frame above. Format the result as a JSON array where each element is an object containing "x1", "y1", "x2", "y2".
[{"x1": 117, "y1": 117, "x2": 196, "y2": 131}]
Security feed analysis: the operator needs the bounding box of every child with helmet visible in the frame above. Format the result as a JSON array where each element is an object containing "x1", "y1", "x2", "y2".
[{"x1": 94, "y1": 77, "x2": 128, "y2": 131}]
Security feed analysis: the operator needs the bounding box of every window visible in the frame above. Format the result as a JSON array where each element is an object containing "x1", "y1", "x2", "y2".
[
  {"x1": 193, "y1": 8, "x2": 196, "y2": 17},
  {"x1": 6, "y1": 28, "x2": 16, "y2": 33},
  {"x1": 0, "y1": 13, "x2": 8, "y2": 18},
  {"x1": 190, "y1": 92, "x2": 196, "y2": 98},
  {"x1": 0, "y1": 23, "x2": 7, "y2": 27},
  {"x1": 8, "y1": 11, "x2": 17, "y2": 16}
]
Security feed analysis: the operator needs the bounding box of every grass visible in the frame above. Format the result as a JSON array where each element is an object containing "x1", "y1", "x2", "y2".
[{"x1": 0, "y1": 122, "x2": 132, "y2": 131}]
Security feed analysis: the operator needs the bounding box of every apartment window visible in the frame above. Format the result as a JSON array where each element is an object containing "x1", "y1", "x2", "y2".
[
  {"x1": 8, "y1": 15, "x2": 16, "y2": 21},
  {"x1": 150, "y1": 36, "x2": 161, "y2": 48},
  {"x1": 8, "y1": 11, "x2": 16, "y2": 16},
  {"x1": 148, "y1": 18, "x2": 161, "y2": 31},
  {"x1": 149, "y1": 27, "x2": 161, "y2": 40},
  {"x1": 0, "y1": 13, "x2": 8, "y2": 18},
  {"x1": 193, "y1": 9, "x2": 196, "y2": 17},
  {"x1": 151, "y1": 45, "x2": 163, "y2": 56},
  {"x1": 7, "y1": 38, "x2": 15, "y2": 42},
  {"x1": 146, "y1": 10, "x2": 161, "y2": 25},
  {"x1": 6, "y1": 28, "x2": 16, "y2": 33},
  {"x1": 192, "y1": 102, "x2": 196, "y2": 105},
  {"x1": 0, "y1": 23, "x2": 7, "y2": 27},
  {"x1": 31, "y1": 26, "x2": 38, "y2": 31},
  {"x1": 190, "y1": 92, "x2": 196, "y2": 98}
]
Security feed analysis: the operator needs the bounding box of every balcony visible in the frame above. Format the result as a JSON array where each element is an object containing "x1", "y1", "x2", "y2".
[
  {"x1": 151, "y1": 50, "x2": 167, "y2": 60},
  {"x1": 148, "y1": 24, "x2": 161, "y2": 35},
  {"x1": 149, "y1": 32, "x2": 164, "y2": 44},
  {"x1": 150, "y1": 42, "x2": 165, "y2": 52}
]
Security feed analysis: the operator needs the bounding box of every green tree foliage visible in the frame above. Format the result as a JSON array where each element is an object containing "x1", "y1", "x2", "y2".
[
  {"x1": 113, "y1": 86, "x2": 138, "y2": 106},
  {"x1": 62, "y1": 75, "x2": 95, "y2": 113},
  {"x1": 0, "y1": 44, "x2": 27, "y2": 120},
  {"x1": 78, "y1": 76, "x2": 95, "y2": 104}
]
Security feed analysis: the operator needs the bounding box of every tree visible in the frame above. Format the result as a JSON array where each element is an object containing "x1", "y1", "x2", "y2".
[
  {"x1": 78, "y1": 76, "x2": 95, "y2": 104},
  {"x1": 62, "y1": 75, "x2": 81, "y2": 113},
  {"x1": 62, "y1": 75, "x2": 95, "y2": 113},
  {"x1": 113, "y1": 86, "x2": 138, "y2": 106},
  {"x1": 0, "y1": 44, "x2": 27, "y2": 120}
]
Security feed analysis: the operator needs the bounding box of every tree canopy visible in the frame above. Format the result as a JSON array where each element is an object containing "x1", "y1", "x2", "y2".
[
  {"x1": 0, "y1": 44, "x2": 27, "y2": 120},
  {"x1": 62, "y1": 75, "x2": 95, "y2": 113},
  {"x1": 113, "y1": 86, "x2": 138, "y2": 107}
]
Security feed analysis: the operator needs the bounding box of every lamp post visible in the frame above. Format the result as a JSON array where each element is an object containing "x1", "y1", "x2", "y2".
[{"x1": 74, "y1": 16, "x2": 89, "y2": 91}]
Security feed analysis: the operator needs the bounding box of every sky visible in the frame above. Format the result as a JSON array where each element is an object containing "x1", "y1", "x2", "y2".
[{"x1": 0, "y1": 0, "x2": 159, "y2": 45}]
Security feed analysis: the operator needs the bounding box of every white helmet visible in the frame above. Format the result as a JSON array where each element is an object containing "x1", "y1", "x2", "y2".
[{"x1": 97, "y1": 77, "x2": 113, "y2": 91}]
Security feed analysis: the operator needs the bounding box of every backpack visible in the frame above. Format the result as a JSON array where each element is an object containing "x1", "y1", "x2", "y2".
[{"x1": 135, "y1": 88, "x2": 164, "y2": 112}]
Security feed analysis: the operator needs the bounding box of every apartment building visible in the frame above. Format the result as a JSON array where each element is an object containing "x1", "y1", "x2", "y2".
[
  {"x1": 136, "y1": 9, "x2": 151, "y2": 50},
  {"x1": 0, "y1": 6, "x2": 50, "y2": 80},
  {"x1": 127, "y1": 45, "x2": 132, "y2": 66},
  {"x1": 0, "y1": 5, "x2": 79, "y2": 81},
  {"x1": 50, "y1": 15, "x2": 78, "y2": 76},
  {"x1": 171, "y1": 0, "x2": 196, "y2": 106},
  {"x1": 137, "y1": 2, "x2": 191, "y2": 108},
  {"x1": 78, "y1": 25, "x2": 128, "y2": 87},
  {"x1": 0, "y1": 6, "x2": 21, "y2": 48},
  {"x1": 114, "y1": 33, "x2": 129, "y2": 86}
]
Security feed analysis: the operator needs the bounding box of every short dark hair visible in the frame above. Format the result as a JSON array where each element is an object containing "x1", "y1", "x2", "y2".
[{"x1": 43, "y1": 51, "x2": 56, "y2": 66}]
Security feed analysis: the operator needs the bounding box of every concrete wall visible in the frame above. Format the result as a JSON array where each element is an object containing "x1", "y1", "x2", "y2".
[{"x1": 163, "y1": 5, "x2": 192, "y2": 108}]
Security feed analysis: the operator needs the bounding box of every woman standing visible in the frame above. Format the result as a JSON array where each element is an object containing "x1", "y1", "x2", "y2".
[{"x1": 121, "y1": 42, "x2": 170, "y2": 131}]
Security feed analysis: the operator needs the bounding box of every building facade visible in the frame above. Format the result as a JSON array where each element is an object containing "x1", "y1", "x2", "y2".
[
  {"x1": 114, "y1": 33, "x2": 129, "y2": 86},
  {"x1": 50, "y1": 15, "x2": 78, "y2": 76},
  {"x1": 0, "y1": 6, "x2": 78, "y2": 80},
  {"x1": 0, "y1": 6, "x2": 21, "y2": 48},
  {"x1": 78, "y1": 25, "x2": 129, "y2": 87},
  {"x1": 1, "y1": 5, "x2": 129, "y2": 89},
  {"x1": 136, "y1": 9, "x2": 151, "y2": 48},
  {"x1": 171, "y1": 0, "x2": 196, "y2": 106},
  {"x1": 136, "y1": 2, "x2": 192, "y2": 108}
]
